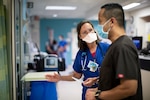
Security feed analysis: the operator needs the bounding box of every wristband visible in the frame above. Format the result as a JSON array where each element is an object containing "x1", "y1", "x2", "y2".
[{"x1": 95, "y1": 90, "x2": 101, "y2": 100}]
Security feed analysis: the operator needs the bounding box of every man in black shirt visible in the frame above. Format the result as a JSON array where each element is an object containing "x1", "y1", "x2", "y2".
[{"x1": 85, "y1": 3, "x2": 143, "y2": 100}]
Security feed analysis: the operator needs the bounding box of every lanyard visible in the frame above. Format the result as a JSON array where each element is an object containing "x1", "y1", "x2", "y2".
[{"x1": 81, "y1": 55, "x2": 87, "y2": 71}]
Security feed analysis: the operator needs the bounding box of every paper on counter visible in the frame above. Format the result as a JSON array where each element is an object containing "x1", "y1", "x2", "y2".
[
  {"x1": 21, "y1": 71, "x2": 57, "y2": 82},
  {"x1": 72, "y1": 77, "x2": 83, "y2": 84}
]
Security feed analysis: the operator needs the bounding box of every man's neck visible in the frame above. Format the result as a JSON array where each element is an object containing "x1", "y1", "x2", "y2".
[
  {"x1": 110, "y1": 34, "x2": 125, "y2": 42},
  {"x1": 109, "y1": 28, "x2": 125, "y2": 43}
]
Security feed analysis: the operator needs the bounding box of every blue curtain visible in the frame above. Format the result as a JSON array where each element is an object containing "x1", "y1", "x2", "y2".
[{"x1": 0, "y1": 1, "x2": 10, "y2": 100}]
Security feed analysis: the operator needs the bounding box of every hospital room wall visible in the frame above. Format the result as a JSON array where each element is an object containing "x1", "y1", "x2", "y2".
[{"x1": 125, "y1": 6, "x2": 150, "y2": 48}]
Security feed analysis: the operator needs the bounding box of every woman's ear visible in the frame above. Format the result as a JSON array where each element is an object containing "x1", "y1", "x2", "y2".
[{"x1": 79, "y1": 34, "x2": 82, "y2": 39}]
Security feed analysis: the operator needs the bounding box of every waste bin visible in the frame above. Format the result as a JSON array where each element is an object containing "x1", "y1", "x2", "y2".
[{"x1": 30, "y1": 81, "x2": 58, "y2": 100}]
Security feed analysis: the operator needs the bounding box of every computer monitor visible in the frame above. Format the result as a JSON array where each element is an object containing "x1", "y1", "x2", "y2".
[{"x1": 132, "y1": 36, "x2": 143, "y2": 50}]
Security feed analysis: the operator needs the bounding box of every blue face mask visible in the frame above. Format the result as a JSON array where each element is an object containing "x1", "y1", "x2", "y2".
[
  {"x1": 96, "y1": 19, "x2": 111, "y2": 39},
  {"x1": 96, "y1": 25, "x2": 108, "y2": 39}
]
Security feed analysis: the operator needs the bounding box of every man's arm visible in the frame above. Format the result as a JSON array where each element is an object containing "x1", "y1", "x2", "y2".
[
  {"x1": 85, "y1": 79, "x2": 137, "y2": 100},
  {"x1": 99, "y1": 79, "x2": 137, "y2": 100}
]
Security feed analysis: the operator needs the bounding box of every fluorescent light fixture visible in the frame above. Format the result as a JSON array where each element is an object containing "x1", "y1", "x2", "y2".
[
  {"x1": 45, "y1": 6, "x2": 76, "y2": 10},
  {"x1": 53, "y1": 14, "x2": 58, "y2": 17},
  {"x1": 123, "y1": 3, "x2": 140, "y2": 10}
]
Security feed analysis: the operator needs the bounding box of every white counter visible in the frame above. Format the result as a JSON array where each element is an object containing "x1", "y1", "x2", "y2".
[{"x1": 139, "y1": 55, "x2": 150, "y2": 60}]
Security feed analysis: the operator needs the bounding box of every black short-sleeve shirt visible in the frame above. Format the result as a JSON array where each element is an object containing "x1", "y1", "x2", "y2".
[{"x1": 98, "y1": 35, "x2": 143, "y2": 100}]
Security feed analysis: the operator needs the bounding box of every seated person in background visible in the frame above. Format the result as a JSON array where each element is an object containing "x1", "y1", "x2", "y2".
[{"x1": 45, "y1": 39, "x2": 57, "y2": 54}]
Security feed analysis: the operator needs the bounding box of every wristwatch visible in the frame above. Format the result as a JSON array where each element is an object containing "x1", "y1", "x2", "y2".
[{"x1": 95, "y1": 90, "x2": 101, "y2": 100}]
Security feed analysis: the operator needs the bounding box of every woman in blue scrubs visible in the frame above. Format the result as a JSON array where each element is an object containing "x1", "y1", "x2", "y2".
[{"x1": 46, "y1": 20, "x2": 109, "y2": 100}]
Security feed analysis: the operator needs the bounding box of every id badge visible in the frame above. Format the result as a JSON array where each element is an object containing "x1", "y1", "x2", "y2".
[{"x1": 87, "y1": 60, "x2": 99, "y2": 72}]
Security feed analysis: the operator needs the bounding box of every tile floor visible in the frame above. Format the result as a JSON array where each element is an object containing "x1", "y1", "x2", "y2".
[{"x1": 57, "y1": 66, "x2": 82, "y2": 100}]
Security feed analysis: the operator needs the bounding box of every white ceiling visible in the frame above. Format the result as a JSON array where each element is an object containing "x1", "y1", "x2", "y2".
[{"x1": 27, "y1": 0, "x2": 150, "y2": 20}]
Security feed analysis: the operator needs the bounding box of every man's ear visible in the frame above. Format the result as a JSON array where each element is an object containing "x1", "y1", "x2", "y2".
[
  {"x1": 111, "y1": 17, "x2": 115, "y2": 23},
  {"x1": 110, "y1": 17, "x2": 116, "y2": 27}
]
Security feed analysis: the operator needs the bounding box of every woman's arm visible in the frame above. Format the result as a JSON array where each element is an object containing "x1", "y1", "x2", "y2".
[{"x1": 45, "y1": 71, "x2": 82, "y2": 82}]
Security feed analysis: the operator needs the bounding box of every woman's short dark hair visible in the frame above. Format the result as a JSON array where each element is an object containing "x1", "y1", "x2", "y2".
[
  {"x1": 101, "y1": 3, "x2": 125, "y2": 28},
  {"x1": 76, "y1": 20, "x2": 100, "y2": 50}
]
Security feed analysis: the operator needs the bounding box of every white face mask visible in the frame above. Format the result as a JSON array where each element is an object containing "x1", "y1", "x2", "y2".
[
  {"x1": 82, "y1": 32, "x2": 97, "y2": 43},
  {"x1": 99, "y1": 19, "x2": 111, "y2": 35}
]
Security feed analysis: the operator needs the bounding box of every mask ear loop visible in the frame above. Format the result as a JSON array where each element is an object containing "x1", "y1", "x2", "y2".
[
  {"x1": 107, "y1": 18, "x2": 113, "y2": 34},
  {"x1": 103, "y1": 19, "x2": 112, "y2": 34},
  {"x1": 94, "y1": 30, "x2": 102, "y2": 41},
  {"x1": 103, "y1": 19, "x2": 111, "y2": 26},
  {"x1": 107, "y1": 26, "x2": 111, "y2": 33}
]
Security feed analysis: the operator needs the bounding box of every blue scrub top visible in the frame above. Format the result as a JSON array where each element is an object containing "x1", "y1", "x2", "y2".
[
  {"x1": 73, "y1": 42, "x2": 109, "y2": 100},
  {"x1": 58, "y1": 40, "x2": 67, "y2": 48}
]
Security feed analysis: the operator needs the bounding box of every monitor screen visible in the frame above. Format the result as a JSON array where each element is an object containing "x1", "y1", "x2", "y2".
[
  {"x1": 44, "y1": 56, "x2": 58, "y2": 70},
  {"x1": 132, "y1": 36, "x2": 143, "y2": 50},
  {"x1": 46, "y1": 59, "x2": 55, "y2": 66}
]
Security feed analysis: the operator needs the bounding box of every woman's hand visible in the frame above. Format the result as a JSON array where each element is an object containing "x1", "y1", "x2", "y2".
[
  {"x1": 85, "y1": 88, "x2": 97, "y2": 100},
  {"x1": 83, "y1": 77, "x2": 98, "y2": 87},
  {"x1": 45, "y1": 73, "x2": 61, "y2": 82}
]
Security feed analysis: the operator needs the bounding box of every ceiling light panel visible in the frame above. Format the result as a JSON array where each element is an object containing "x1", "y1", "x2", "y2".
[
  {"x1": 123, "y1": 3, "x2": 141, "y2": 10},
  {"x1": 45, "y1": 6, "x2": 77, "y2": 10}
]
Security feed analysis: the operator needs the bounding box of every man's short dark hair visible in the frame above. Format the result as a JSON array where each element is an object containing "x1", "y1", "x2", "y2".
[{"x1": 101, "y1": 3, "x2": 125, "y2": 28}]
